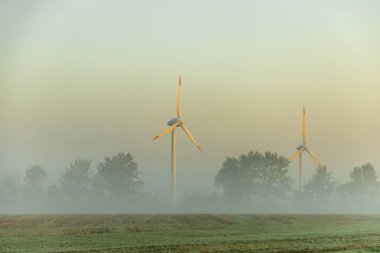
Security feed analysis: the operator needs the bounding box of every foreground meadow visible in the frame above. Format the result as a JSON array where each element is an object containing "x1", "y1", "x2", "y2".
[{"x1": 1, "y1": 214, "x2": 380, "y2": 252}]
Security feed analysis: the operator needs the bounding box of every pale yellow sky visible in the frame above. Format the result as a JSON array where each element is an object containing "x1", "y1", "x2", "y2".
[{"x1": 0, "y1": 0, "x2": 380, "y2": 196}]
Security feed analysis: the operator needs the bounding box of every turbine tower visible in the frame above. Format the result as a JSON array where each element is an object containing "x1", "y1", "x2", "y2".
[
  {"x1": 288, "y1": 107, "x2": 323, "y2": 192},
  {"x1": 153, "y1": 76, "x2": 202, "y2": 205}
]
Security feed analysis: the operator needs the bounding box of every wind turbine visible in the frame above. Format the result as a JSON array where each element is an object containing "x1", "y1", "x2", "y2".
[
  {"x1": 288, "y1": 107, "x2": 323, "y2": 192},
  {"x1": 153, "y1": 75, "x2": 202, "y2": 205}
]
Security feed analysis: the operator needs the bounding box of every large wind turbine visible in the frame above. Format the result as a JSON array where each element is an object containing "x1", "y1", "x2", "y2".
[
  {"x1": 288, "y1": 107, "x2": 323, "y2": 192},
  {"x1": 153, "y1": 76, "x2": 202, "y2": 205}
]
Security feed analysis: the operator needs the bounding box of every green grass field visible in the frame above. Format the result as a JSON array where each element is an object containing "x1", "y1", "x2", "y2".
[{"x1": 1, "y1": 214, "x2": 380, "y2": 252}]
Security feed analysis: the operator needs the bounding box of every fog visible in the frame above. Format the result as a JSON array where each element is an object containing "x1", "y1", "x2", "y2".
[
  {"x1": 1, "y1": 1, "x2": 380, "y2": 213},
  {"x1": 1, "y1": 151, "x2": 379, "y2": 214}
]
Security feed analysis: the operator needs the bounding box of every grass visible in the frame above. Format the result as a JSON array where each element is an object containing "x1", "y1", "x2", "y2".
[{"x1": 1, "y1": 214, "x2": 380, "y2": 252}]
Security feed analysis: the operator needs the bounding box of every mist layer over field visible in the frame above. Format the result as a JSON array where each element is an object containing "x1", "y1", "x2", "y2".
[
  {"x1": 1, "y1": 151, "x2": 379, "y2": 214},
  {"x1": 1, "y1": 1, "x2": 380, "y2": 214}
]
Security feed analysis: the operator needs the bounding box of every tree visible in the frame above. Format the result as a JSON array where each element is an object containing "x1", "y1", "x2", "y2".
[
  {"x1": 215, "y1": 157, "x2": 250, "y2": 202},
  {"x1": 344, "y1": 163, "x2": 379, "y2": 198},
  {"x1": 60, "y1": 158, "x2": 92, "y2": 203},
  {"x1": 1, "y1": 175, "x2": 21, "y2": 203},
  {"x1": 46, "y1": 184, "x2": 62, "y2": 202},
  {"x1": 95, "y1": 153, "x2": 143, "y2": 198},
  {"x1": 215, "y1": 151, "x2": 292, "y2": 203},
  {"x1": 45, "y1": 184, "x2": 65, "y2": 212},
  {"x1": 301, "y1": 167, "x2": 337, "y2": 211},
  {"x1": 23, "y1": 165, "x2": 47, "y2": 201},
  {"x1": 304, "y1": 167, "x2": 336, "y2": 198}
]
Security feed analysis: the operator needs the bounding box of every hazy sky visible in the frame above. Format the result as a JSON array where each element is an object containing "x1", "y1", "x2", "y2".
[{"x1": 0, "y1": 0, "x2": 379, "y2": 198}]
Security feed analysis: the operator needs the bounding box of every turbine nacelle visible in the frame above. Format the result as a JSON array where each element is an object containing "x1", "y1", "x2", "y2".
[
  {"x1": 296, "y1": 144, "x2": 306, "y2": 151},
  {"x1": 167, "y1": 118, "x2": 183, "y2": 126}
]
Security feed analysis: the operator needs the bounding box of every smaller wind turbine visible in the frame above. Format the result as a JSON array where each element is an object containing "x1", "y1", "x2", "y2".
[
  {"x1": 153, "y1": 75, "x2": 202, "y2": 205},
  {"x1": 288, "y1": 107, "x2": 323, "y2": 192}
]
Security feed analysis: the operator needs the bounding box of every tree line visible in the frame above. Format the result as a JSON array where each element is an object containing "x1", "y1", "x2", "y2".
[
  {"x1": 213, "y1": 151, "x2": 379, "y2": 213},
  {"x1": 0, "y1": 151, "x2": 379, "y2": 213}
]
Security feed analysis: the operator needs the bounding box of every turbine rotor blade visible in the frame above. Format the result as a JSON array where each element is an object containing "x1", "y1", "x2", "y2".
[
  {"x1": 181, "y1": 124, "x2": 202, "y2": 152},
  {"x1": 306, "y1": 148, "x2": 322, "y2": 167},
  {"x1": 153, "y1": 123, "x2": 179, "y2": 141},
  {"x1": 288, "y1": 149, "x2": 303, "y2": 161},
  {"x1": 302, "y1": 106, "x2": 306, "y2": 145},
  {"x1": 177, "y1": 75, "x2": 182, "y2": 117}
]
